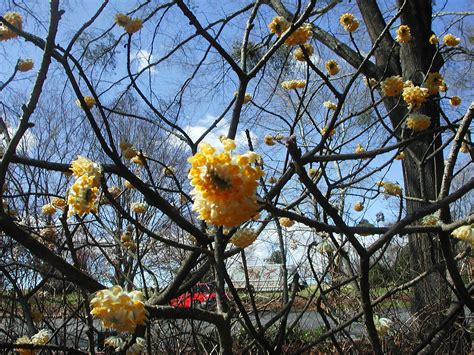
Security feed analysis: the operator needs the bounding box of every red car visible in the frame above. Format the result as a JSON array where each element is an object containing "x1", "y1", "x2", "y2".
[{"x1": 170, "y1": 282, "x2": 219, "y2": 308}]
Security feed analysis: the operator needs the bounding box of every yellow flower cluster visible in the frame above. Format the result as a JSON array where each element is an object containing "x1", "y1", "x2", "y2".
[
  {"x1": 284, "y1": 23, "x2": 312, "y2": 46},
  {"x1": 402, "y1": 82, "x2": 429, "y2": 110},
  {"x1": 395, "y1": 25, "x2": 411, "y2": 44},
  {"x1": 395, "y1": 151, "x2": 405, "y2": 160},
  {"x1": 451, "y1": 225, "x2": 474, "y2": 245},
  {"x1": 264, "y1": 135, "x2": 276, "y2": 146},
  {"x1": 15, "y1": 330, "x2": 51, "y2": 355},
  {"x1": 268, "y1": 16, "x2": 288, "y2": 36},
  {"x1": 293, "y1": 43, "x2": 314, "y2": 61},
  {"x1": 339, "y1": 13, "x2": 359, "y2": 32},
  {"x1": 460, "y1": 142, "x2": 470, "y2": 153},
  {"x1": 279, "y1": 217, "x2": 295, "y2": 228},
  {"x1": 443, "y1": 34, "x2": 460, "y2": 47},
  {"x1": 450, "y1": 96, "x2": 461, "y2": 106},
  {"x1": 424, "y1": 72, "x2": 445, "y2": 95},
  {"x1": 268, "y1": 16, "x2": 312, "y2": 46},
  {"x1": 131, "y1": 202, "x2": 147, "y2": 214},
  {"x1": 308, "y1": 168, "x2": 321, "y2": 179},
  {"x1": 316, "y1": 240, "x2": 334, "y2": 254},
  {"x1": 325, "y1": 60, "x2": 340, "y2": 76},
  {"x1": 120, "y1": 140, "x2": 138, "y2": 160},
  {"x1": 17, "y1": 59, "x2": 33, "y2": 72},
  {"x1": 353, "y1": 201, "x2": 364, "y2": 212},
  {"x1": 355, "y1": 143, "x2": 366, "y2": 156},
  {"x1": 230, "y1": 228, "x2": 257, "y2": 249},
  {"x1": 378, "y1": 181, "x2": 402, "y2": 197},
  {"x1": 101, "y1": 186, "x2": 121, "y2": 205},
  {"x1": 121, "y1": 229, "x2": 137, "y2": 252},
  {"x1": 381, "y1": 75, "x2": 404, "y2": 97},
  {"x1": 188, "y1": 139, "x2": 264, "y2": 227},
  {"x1": 281, "y1": 79, "x2": 306, "y2": 90},
  {"x1": 51, "y1": 197, "x2": 66, "y2": 208},
  {"x1": 75, "y1": 96, "x2": 96, "y2": 110},
  {"x1": 42, "y1": 203, "x2": 56, "y2": 216},
  {"x1": 323, "y1": 101, "x2": 337, "y2": 110},
  {"x1": 67, "y1": 156, "x2": 102, "y2": 217},
  {"x1": 429, "y1": 34, "x2": 438, "y2": 45},
  {"x1": 0, "y1": 12, "x2": 22, "y2": 42},
  {"x1": 364, "y1": 77, "x2": 378, "y2": 88},
  {"x1": 406, "y1": 113, "x2": 431, "y2": 132},
  {"x1": 374, "y1": 316, "x2": 393, "y2": 337},
  {"x1": 234, "y1": 92, "x2": 252, "y2": 104},
  {"x1": 162, "y1": 166, "x2": 176, "y2": 176},
  {"x1": 114, "y1": 13, "x2": 143, "y2": 34},
  {"x1": 421, "y1": 214, "x2": 439, "y2": 226},
  {"x1": 90, "y1": 285, "x2": 147, "y2": 333},
  {"x1": 321, "y1": 127, "x2": 336, "y2": 137}
]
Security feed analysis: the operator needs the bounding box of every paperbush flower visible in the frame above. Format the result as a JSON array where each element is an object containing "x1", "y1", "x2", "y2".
[
  {"x1": 75, "y1": 96, "x2": 96, "y2": 110},
  {"x1": 70, "y1": 156, "x2": 102, "y2": 186},
  {"x1": 281, "y1": 79, "x2": 306, "y2": 90},
  {"x1": 293, "y1": 43, "x2": 314, "y2": 61},
  {"x1": 188, "y1": 139, "x2": 264, "y2": 227},
  {"x1": 42, "y1": 203, "x2": 56, "y2": 216},
  {"x1": 15, "y1": 336, "x2": 33, "y2": 355},
  {"x1": 374, "y1": 316, "x2": 393, "y2": 336},
  {"x1": 162, "y1": 166, "x2": 176, "y2": 176},
  {"x1": 429, "y1": 34, "x2": 438, "y2": 45},
  {"x1": 323, "y1": 101, "x2": 337, "y2": 110},
  {"x1": 395, "y1": 25, "x2": 411, "y2": 43},
  {"x1": 31, "y1": 329, "x2": 51, "y2": 345},
  {"x1": 395, "y1": 151, "x2": 405, "y2": 160},
  {"x1": 17, "y1": 59, "x2": 33, "y2": 72},
  {"x1": 120, "y1": 140, "x2": 138, "y2": 160},
  {"x1": 0, "y1": 12, "x2": 22, "y2": 42},
  {"x1": 321, "y1": 127, "x2": 336, "y2": 137},
  {"x1": 450, "y1": 96, "x2": 461, "y2": 106},
  {"x1": 114, "y1": 13, "x2": 143, "y2": 34},
  {"x1": 15, "y1": 330, "x2": 51, "y2": 355},
  {"x1": 308, "y1": 168, "x2": 321, "y2": 179},
  {"x1": 378, "y1": 181, "x2": 402, "y2": 197},
  {"x1": 90, "y1": 285, "x2": 147, "y2": 333},
  {"x1": 325, "y1": 60, "x2": 340, "y2": 76},
  {"x1": 264, "y1": 135, "x2": 276, "y2": 146},
  {"x1": 355, "y1": 143, "x2": 366, "y2": 157},
  {"x1": 68, "y1": 175, "x2": 100, "y2": 217},
  {"x1": 353, "y1": 201, "x2": 364, "y2": 212},
  {"x1": 424, "y1": 72, "x2": 445, "y2": 95},
  {"x1": 451, "y1": 225, "x2": 474, "y2": 245},
  {"x1": 268, "y1": 16, "x2": 289, "y2": 36},
  {"x1": 67, "y1": 156, "x2": 102, "y2": 217},
  {"x1": 402, "y1": 83, "x2": 429, "y2": 110},
  {"x1": 284, "y1": 23, "x2": 312, "y2": 46},
  {"x1": 279, "y1": 217, "x2": 295, "y2": 228},
  {"x1": 234, "y1": 92, "x2": 253, "y2": 104},
  {"x1": 364, "y1": 77, "x2": 378, "y2": 88},
  {"x1": 51, "y1": 197, "x2": 66, "y2": 208},
  {"x1": 443, "y1": 34, "x2": 460, "y2": 47},
  {"x1": 381, "y1": 75, "x2": 404, "y2": 97},
  {"x1": 460, "y1": 142, "x2": 470, "y2": 153},
  {"x1": 339, "y1": 13, "x2": 359, "y2": 32},
  {"x1": 316, "y1": 240, "x2": 334, "y2": 254},
  {"x1": 421, "y1": 214, "x2": 439, "y2": 226},
  {"x1": 131, "y1": 202, "x2": 147, "y2": 214},
  {"x1": 406, "y1": 113, "x2": 431, "y2": 132},
  {"x1": 230, "y1": 228, "x2": 257, "y2": 249}
]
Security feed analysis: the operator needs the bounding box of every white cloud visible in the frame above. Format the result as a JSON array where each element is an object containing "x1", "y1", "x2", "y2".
[
  {"x1": 134, "y1": 49, "x2": 156, "y2": 73},
  {"x1": 171, "y1": 114, "x2": 258, "y2": 151}
]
